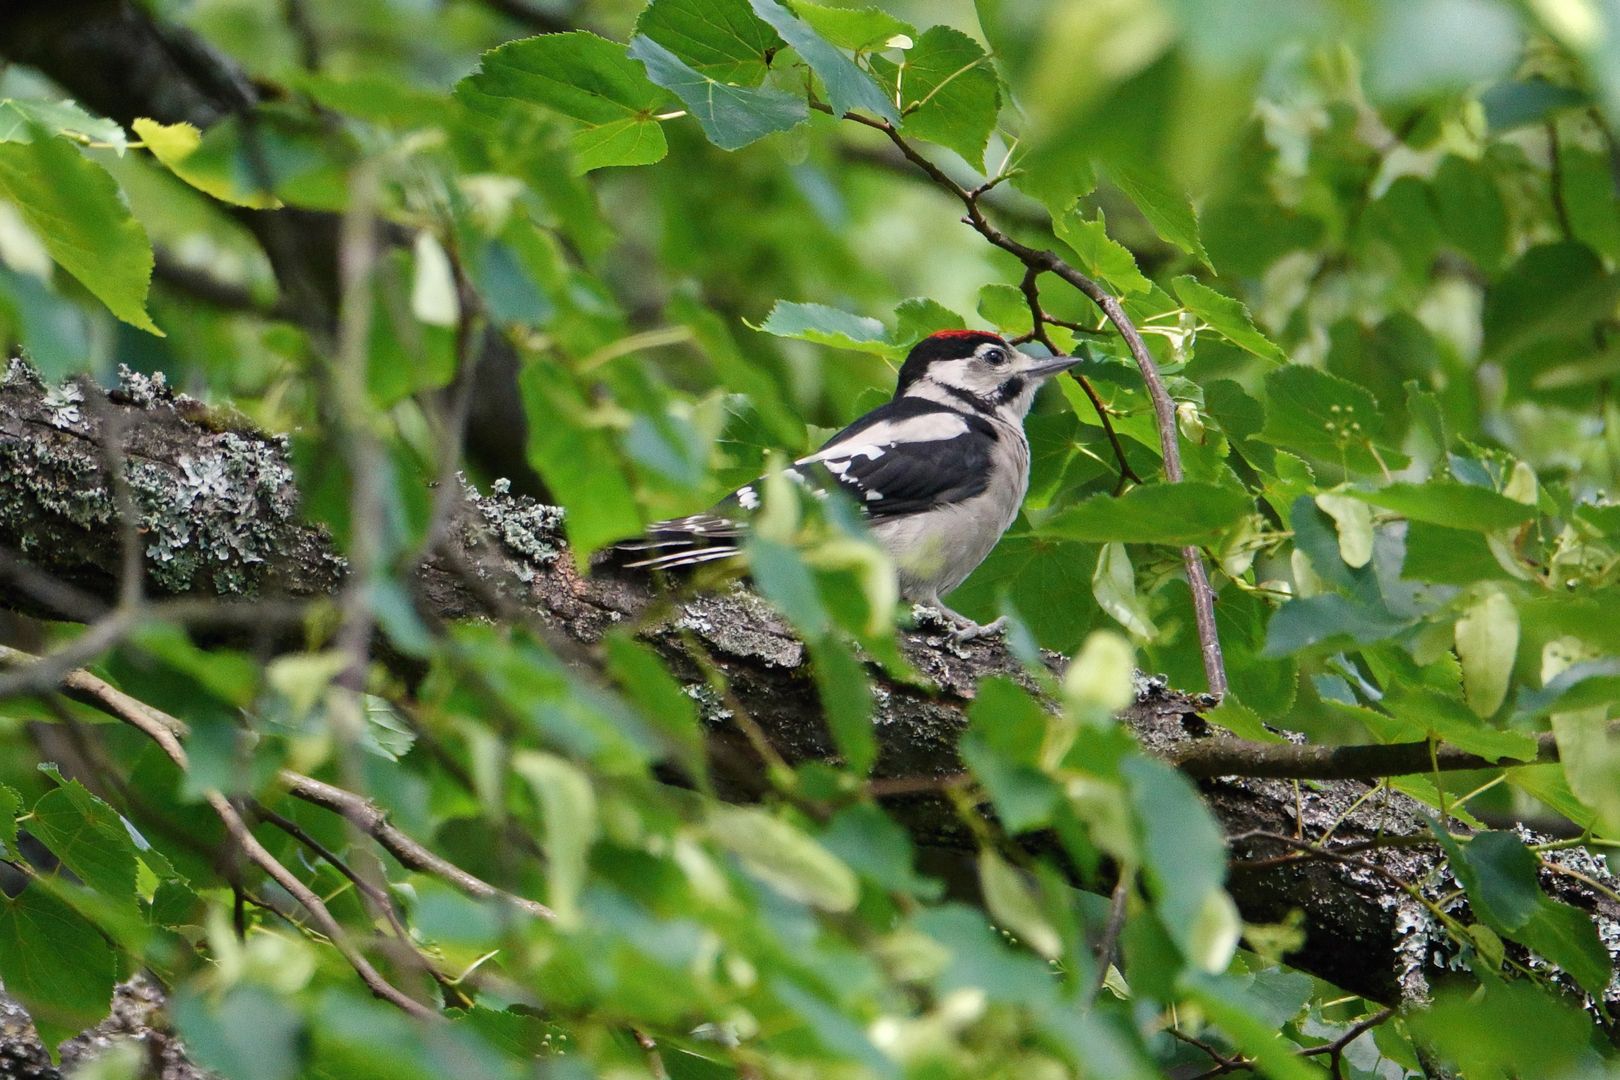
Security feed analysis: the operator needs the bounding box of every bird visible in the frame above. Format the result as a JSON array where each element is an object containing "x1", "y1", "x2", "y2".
[{"x1": 616, "y1": 329, "x2": 1082, "y2": 640}]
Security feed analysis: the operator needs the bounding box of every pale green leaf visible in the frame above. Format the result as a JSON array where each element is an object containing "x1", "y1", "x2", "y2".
[
  {"x1": 978, "y1": 851, "x2": 1061, "y2": 959},
  {"x1": 512, "y1": 751, "x2": 597, "y2": 928},
  {"x1": 709, "y1": 805, "x2": 858, "y2": 911},
  {"x1": 1057, "y1": 209, "x2": 1151, "y2": 295},
  {"x1": 1455, "y1": 588, "x2": 1518, "y2": 717}
]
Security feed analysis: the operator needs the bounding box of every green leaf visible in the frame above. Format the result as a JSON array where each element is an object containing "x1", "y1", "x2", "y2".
[
  {"x1": 756, "y1": 299, "x2": 892, "y2": 353},
  {"x1": 1123, "y1": 757, "x2": 1237, "y2": 973},
  {"x1": 1432, "y1": 155, "x2": 1507, "y2": 271},
  {"x1": 628, "y1": 34, "x2": 808, "y2": 151},
  {"x1": 1056, "y1": 209, "x2": 1151, "y2": 295},
  {"x1": 961, "y1": 679, "x2": 1062, "y2": 833},
  {"x1": 1560, "y1": 143, "x2": 1620, "y2": 262},
  {"x1": 635, "y1": 0, "x2": 782, "y2": 85},
  {"x1": 29, "y1": 778, "x2": 138, "y2": 909},
  {"x1": 0, "y1": 785, "x2": 18, "y2": 858},
  {"x1": 512, "y1": 750, "x2": 597, "y2": 928},
  {"x1": 1410, "y1": 980, "x2": 1594, "y2": 1080},
  {"x1": 1042, "y1": 482, "x2": 1251, "y2": 545},
  {"x1": 173, "y1": 985, "x2": 303, "y2": 1080},
  {"x1": 1263, "y1": 595, "x2": 1409, "y2": 656},
  {"x1": 1258, "y1": 364, "x2": 1403, "y2": 474},
  {"x1": 1515, "y1": 899, "x2": 1612, "y2": 999},
  {"x1": 709, "y1": 805, "x2": 858, "y2": 911},
  {"x1": 132, "y1": 118, "x2": 280, "y2": 208},
  {"x1": 1173, "y1": 276, "x2": 1285, "y2": 362},
  {"x1": 461, "y1": 32, "x2": 670, "y2": 172},
  {"x1": 1091, "y1": 541, "x2": 1158, "y2": 640},
  {"x1": 1454, "y1": 588, "x2": 1518, "y2": 717},
  {"x1": 1346, "y1": 482, "x2": 1536, "y2": 532},
  {"x1": 746, "y1": 0, "x2": 899, "y2": 124},
  {"x1": 1313, "y1": 492, "x2": 1373, "y2": 569},
  {"x1": 518, "y1": 361, "x2": 642, "y2": 556},
  {"x1": 978, "y1": 851, "x2": 1061, "y2": 959},
  {"x1": 603, "y1": 631, "x2": 703, "y2": 769},
  {"x1": 748, "y1": 536, "x2": 829, "y2": 636},
  {"x1": 0, "y1": 885, "x2": 118, "y2": 1052},
  {"x1": 1451, "y1": 831, "x2": 1544, "y2": 933},
  {"x1": 0, "y1": 99, "x2": 126, "y2": 151},
  {"x1": 792, "y1": 3, "x2": 914, "y2": 51},
  {"x1": 810, "y1": 637, "x2": 876, "y2": 774},
  {"x1": 1181, "y1": 973, "x2": 1321, "y2": 1080},
  {"x1": 977, "y1": 282, "x2": 1032, "y2": 334},
  {"x1": 0, "y1": 131, "x2": 160, "y2": 334},
  {"x1": 1108, "y1": 167, "x2": 1211, "y2": 268},
  {"x1": 1482, "y1": 242, "x2": 1620, "y2": 360},
  {"x1": 818, "y1": 803, "x2": 938, "y2": 897},
  {"x1": 871, "y1": 26, "x2": 999, "y2": 167}
]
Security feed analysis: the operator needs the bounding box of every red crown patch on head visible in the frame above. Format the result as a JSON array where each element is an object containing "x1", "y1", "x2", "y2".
[{"x1": 926, "y1": 329, "x2": 1002, "y2": 341}]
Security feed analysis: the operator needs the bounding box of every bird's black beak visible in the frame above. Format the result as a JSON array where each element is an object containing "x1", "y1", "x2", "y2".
[{"x1": 1022, "y1": 353, "x2": 1083, "y2": 380}]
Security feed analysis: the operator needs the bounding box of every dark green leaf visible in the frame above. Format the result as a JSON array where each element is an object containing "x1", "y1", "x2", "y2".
[
  {"x1": 810, "y1": 637, "x2": 875, "y2": 773},
  {"x1": 1258, "y1": 364, "x2": 1405, "y2": 474},
  {"x1": 0, "y1": 885, "x2": 117, "y2": 1051},
  {"x1": 29, "y1": 777, "x2": 138, "y2": 909},
  {"x1": 173, "y1": 985, "x2": 303, "y2": 1080},
  {"x1": 1263, "y1": 595, "x2": 1409, "y2": 656},
  {"x1": 1453, "y1": 831, "x2": 1545, "y2": 933},
  {"x1": 1123, "y1": 757, "x2": 1237, "y2": 971},
  {"x1": 461, "y1": 32, "x2": 670, "y2": 172},
  {"x1": 518, "y1": 362, "x2": 643, "y2": 555},
  {"x1": 0, "y1": 785, "x2": 18, "y2": 858},
  {"x1": 1482, "y1": 242, "x2": 1620, "y2": 360},
  {"x1": 1515, "y1": 899, "x2": 1612, "y2": 999},
  {"x1": 635, "y1": 0, "x2": 782, "y2": 84},
  {"x1": 1041, "y1": 482, "x2": 1251, "y2": 545}
]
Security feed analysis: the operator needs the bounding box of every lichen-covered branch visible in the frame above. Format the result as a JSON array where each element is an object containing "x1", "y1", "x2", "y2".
[{"x1": 2, "y1": 362, "x2": 1618, "y2": 1014}]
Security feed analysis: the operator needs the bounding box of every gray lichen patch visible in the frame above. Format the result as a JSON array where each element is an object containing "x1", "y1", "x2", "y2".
[
  {"x1": 113, "y1": 364, "x2": 171, "y2": 408},
  {"x1": 1, "y1": 367, "x2": 345, "y2": 597},
  {"x1": 129, "y1": 429, "x2": 335, "y2": 594},
  {"x1": 468, "y1": 479, "x2": 566, "y2": 576},
  {"x1": 3, "y1": 356, "x2": 44, "y2": 391}
]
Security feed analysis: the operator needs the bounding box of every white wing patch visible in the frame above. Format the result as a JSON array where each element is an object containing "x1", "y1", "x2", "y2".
[
  {"x1": 736, "y1": 485, "x2": 759, "y2": 509},
  {"x1": 797, "y1": 412, "x2": 968, "y2": 468}
]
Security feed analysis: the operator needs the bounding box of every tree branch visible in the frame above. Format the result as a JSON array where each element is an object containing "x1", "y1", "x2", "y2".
[{"x1": 2, "y1": 365, "x2": 1617, "y2": 1009}]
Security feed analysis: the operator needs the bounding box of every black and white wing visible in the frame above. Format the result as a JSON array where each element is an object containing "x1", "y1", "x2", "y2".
[{"x1": 617, "y1": 399, "x2": 995, "y2": 571}]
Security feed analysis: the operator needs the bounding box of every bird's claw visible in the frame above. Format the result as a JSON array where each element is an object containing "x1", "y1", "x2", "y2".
[{"x1": 950, "y1": 615, "x2": 1007, "y2": 643}]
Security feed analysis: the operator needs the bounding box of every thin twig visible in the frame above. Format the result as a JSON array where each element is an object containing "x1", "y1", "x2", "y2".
[{"x1": 1017, "y1": 265, "x2": 1140, "y2": 494}]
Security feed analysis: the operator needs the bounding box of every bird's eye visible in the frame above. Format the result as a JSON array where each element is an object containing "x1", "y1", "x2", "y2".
[{"x1": 982, "y1": 347, "x2": 1008, "y2": 366}]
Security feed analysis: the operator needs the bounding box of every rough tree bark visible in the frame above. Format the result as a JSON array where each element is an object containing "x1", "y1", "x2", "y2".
[{"x1": 4, "y1": 359, "x2": 1619, "y2": 1049}]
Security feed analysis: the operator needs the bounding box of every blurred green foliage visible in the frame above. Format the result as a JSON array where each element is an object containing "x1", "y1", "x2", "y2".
[{"x1": 3, "y1": 0, "x2": 1620, "y2": 1075}]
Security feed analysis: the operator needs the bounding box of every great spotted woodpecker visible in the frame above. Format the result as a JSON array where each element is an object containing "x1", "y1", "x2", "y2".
[{"x1": 617, "y1": 329, "x2": 1082, "y2": 640}]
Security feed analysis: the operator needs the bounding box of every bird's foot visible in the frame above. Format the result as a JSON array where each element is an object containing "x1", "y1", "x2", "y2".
[
  {"x1": 912, "y1": 603, "x2": 1006, "y2": 645},
  {"x1": 950, "y1": 615, "x2": 1007, "y2": 642}
]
